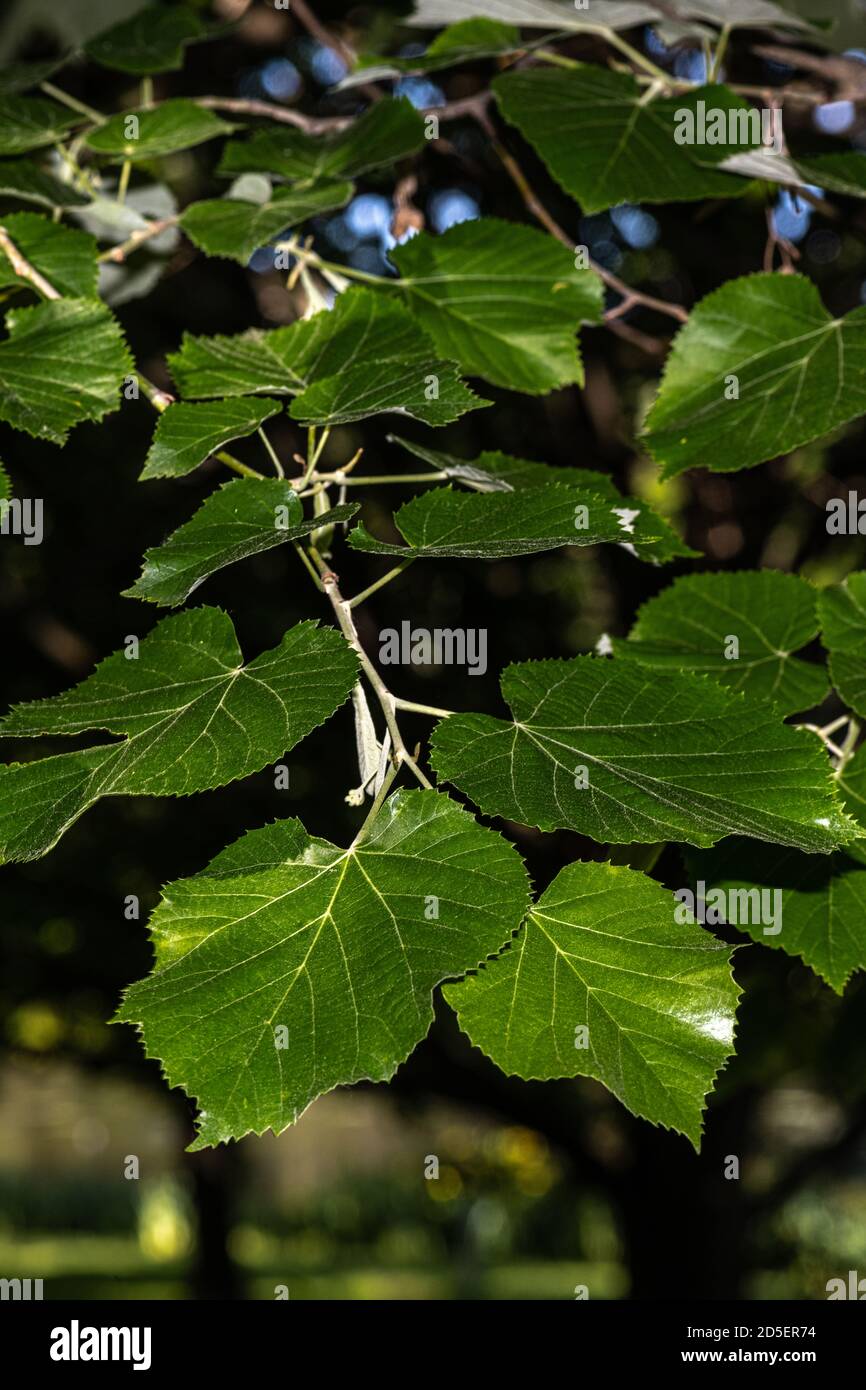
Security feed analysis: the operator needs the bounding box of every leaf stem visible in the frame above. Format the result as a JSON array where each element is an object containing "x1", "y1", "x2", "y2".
[
  {"x1": 0, "y1": 225, "x2": 60, "y2": 299},
  {"x1": 322, "y1": 571, "x2": 434, "y2": 791},
  {"x1": 322, "y1": 471, "x2": 450, "y2": 488},
  {"x1": 605, "y1": 31, "x2": 674, "y2": 85},
  {"x1": 393, "y1": 698, "x2": 454, "y2": 719},
  {"x1": 277, "y1": 237, "x2": 386, "y2": 288},
  {"x1": 534, "y1": 48, "x2": 579, "y2": 70},
  {"x1": 293, "y1": 541, "x2": 325, "y2": 591},
  {"x1": 257, "y1": 426, "x2": 284, "y2": 477},
  {"x1": 215, "y1": 449, "x2": 266, "y2": 481},
  {"x1": 97, "y1": 216, "x2": 178, "y2": 264},
  {"x1": 834, "y1": 718, "x2": 861, "y2": 778},
  {"x1": 116, "y1": 159, "x2": 132, "y2": 204},
  {"x1": 350, "y1": 760, "x2": 400, "y2": 849},
  {"x1": 39, "y1": 81, "x2": 103, "y2": 124},
  {"x1": 347, "y1": 561, "x2": 413, "y2": 609},
  {"x1": 709, "y1": 25, "x2": 732, "y2": 84}
]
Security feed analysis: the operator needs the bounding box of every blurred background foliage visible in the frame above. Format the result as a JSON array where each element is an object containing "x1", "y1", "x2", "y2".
[{"x1": 1, "y1": 0, "x2": 866, "y2": 1299}]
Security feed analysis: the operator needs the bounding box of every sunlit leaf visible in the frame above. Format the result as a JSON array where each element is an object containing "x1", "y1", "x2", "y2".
[
  {"x1": 86, "y1": 101, "x2": 233, "y2": 162},
  {"x1": 140, "y1": 398, "x2": 283, "y2": 480},
  {"x1": 0, "y1": 159, "x2": 91, "y2": 209},
  {"x1": 494, "y1": 71, "x2": 755, "y2": 213},
  {"x1": 348, "y1": 483, "x2": 679, "y2": 559},
  {"x1": 614, "y1": 570, "x2": 829, "y2": 714},
  {"x1": 387, "y1": 219, "x2": 604, "y2": 393},
  {"x1": 430, "y1": 657, "x2": 856, "y2": 851},
  {"x1": 387, "y1": 435, "x2": 695, "y2": 560},
  {"x1": 0, "y1": 609, "x2": 358, "y2": 862},
  {"x1": 818, "y1": 572, "x2": 866, "y2": 718},
  {"x1": 0, "y1": 97, "x2": 79, "y2": 156},
  {"x1": 643, "y1": 274, "x2": 866, "y2": 477},
  {"x1": 123, "y1": 479, "x2": 358, "y2": 606},
  {"x1": 0, "y1": 211, "x2": 98, "y2": 299},
  {"x1": 180, "y1": 181, "x2": 353, "y2": 263},
  {"x1": 0, "y1": 298, "x2": 132, "y2": 444},
  {"x1": 445, "y1": 857, "x2": 740, "y2": 1147},
  {"x1": 116, "y1": 788, "x2": 531, "y2": 1146},
  {"x1": 218, "y1": 98, "x2": 425, "y2": 182}
]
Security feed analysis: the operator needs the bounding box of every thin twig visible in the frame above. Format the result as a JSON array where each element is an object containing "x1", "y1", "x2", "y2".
[
  {"x1": 0, "y1": 226, "x2": 61, "y2": 299},
  {"x1": 348, "y1": 560, "x2": 413, "y2": 609},
  {"x1": 487, "y1": 133, "x2": 689, "y2": 327},
  {"x1": 195, "y1": 90, "x2": 493, "y2": 135},
  {"x1": 39, "y1": 81, "x2": 103, "y2": 124},
  {"x1": 350, "y1": 759, "x2": 400, "y2": 848},
  {"x1": 98, "y1": 216, "x2": 179, "y2": 264},
  {"x1": 322, "y1": 570, "x2": 434, "y2": 791}
]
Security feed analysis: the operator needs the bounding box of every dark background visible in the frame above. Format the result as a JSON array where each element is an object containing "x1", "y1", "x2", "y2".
[{"x1": 1, "y1": 0, "x2": 866, "y2": 1299}]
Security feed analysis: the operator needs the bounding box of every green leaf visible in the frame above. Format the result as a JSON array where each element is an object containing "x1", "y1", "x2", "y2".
[
  {"x1": 0, "y1": 460, "x2": 11, "y2": 502},
  {"x1": 788, "y1": 152, "x2": 866, "y2": 199},
  {"x1": 169, "y1": 288, "x2": 425, "y2": 396},
  {"x1": 123, "y1": 479, "x2": 359, "y2": 607},
  {"x1": 430, "y1": 657, "x2": 856, "y2": 852},
  {"x1": 444, "y1": 857, "x2": 740, "y2": 1147},
  {"x1": 387, "y1": 435, "x2": 695, "y2": 560},
  {"x1": 0, "y1": 97, "x2": 79, "y2": 156},
  {"x1": 0, "y1": 56, "x2": 72, "y2": 95},
  {"x1": 838, "y1": 744, "x2": 866, "y2": 868},
  {"x1": 712, "y1": 149, "x2": 866, "y2": 200},
  {"x1": 141, "y1": 398, "x2": 283, "y2": 480},
  {"x1": 818, "y1": 573, "x2": 866, "y2": 718},
  {"x1": 672, "y1": 0, "x2": 817, "y2": 31},
  {"x1": 0, "y1": 298, "x2": 133, "y2": 444},
  {"x1": 115, "y1": 788, "x2": 531, "y2": 1146},
  {"x1": 289, "y1": 356, "x2": 486, "y2": 428},
  {"x1": 0, "y1": 211, "x2": 98, "y2": 298},
  {"x1": 170, "y1": 289, "x2": 487, "y2": 428},
  {"x1": 494, "y1": 72, "x2": 753, "y2": 214},
  {"x1": 386, "y1": 219, "x2": 603, "y2": 393},
  {"x1": 0, "y1": 159, "x2": 91, "y2": 208},
  {"x1": 0, "y1": 609, "x2": 358, "y2": 862},
  {"x1": 217, "y1": 98, "x2": 425, "y2": 182},
  {"x1": 407, "y1": 1, "x2": 659, "y2": 32},
  {"x1": 85, "y1": 101, "x2": 233, "y2": 163},
  {"x1": 348, "y1": 483, "x2": 679, "y2": 560},
  {"x1": 85, "y1": 5, "x2": 206, "y2": 75},
  {"x1": 643, "y1": 274, "x2": 866, "y2": 478},
  {"x1": 343, "y1": 19, "x2": 523, "y2": 85},
  {"x1": 180, "y1": 182, "x2": 353, "y2": 264},
  {"x1": 684, "y1": 838, "x2": 866, "y2": 994},
  {"x1": 614, "y1": 570, "x2": 829, "y2": 715}
]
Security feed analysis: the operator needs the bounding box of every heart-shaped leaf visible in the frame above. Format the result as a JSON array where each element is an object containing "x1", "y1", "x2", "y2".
[{"x1": 116, "y1": 789, "x2": 531, "y2": 1146}]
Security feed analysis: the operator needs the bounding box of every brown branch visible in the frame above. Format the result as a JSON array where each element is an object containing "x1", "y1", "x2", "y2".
[
  {"x1": 98, "y1": 216, "x2": 179, "y2": 264},
  {"x1": 196, "y1": 96, "x2": 353, "y2": 133},
  {"x1": 484, "y1": 128, "x2": 689, "y2": 330},
  {"x1": 196, "y1": 89, "x2": 493, "y2": 135},
  {"x1": 0, "y1": 225, "x2": 60, "y2": 299}
]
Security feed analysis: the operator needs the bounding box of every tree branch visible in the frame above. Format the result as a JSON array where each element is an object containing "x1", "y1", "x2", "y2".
[
  {"x1": 321, "y1": 569, "x2": 435, "y2": 791},
  {"x1": 0, "y1": 226, "x2": 61, "y2": 299}
]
